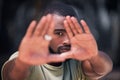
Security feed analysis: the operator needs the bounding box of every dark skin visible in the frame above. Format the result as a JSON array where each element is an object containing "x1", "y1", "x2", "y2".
[{"x1": 2, "y1": 14, "x2": 113, "y2": 80}]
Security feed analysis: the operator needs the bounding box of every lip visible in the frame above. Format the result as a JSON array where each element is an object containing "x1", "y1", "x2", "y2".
[
  {"x1": 58, "y1": 47, "x2": 70, "y2": 53},
  {"x1": 60, "y1": 49, "x2": 69, "y2": 53}
]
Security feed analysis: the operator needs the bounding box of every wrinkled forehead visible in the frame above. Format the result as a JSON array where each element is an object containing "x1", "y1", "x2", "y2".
[{"x1": 53, "y1": 14, "x2": 65, "y2": 29}]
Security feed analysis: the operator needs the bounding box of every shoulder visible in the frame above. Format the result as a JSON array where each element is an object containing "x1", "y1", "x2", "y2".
[{"x1": 9, "y1": 51, "x2": 19, "y2": 60}]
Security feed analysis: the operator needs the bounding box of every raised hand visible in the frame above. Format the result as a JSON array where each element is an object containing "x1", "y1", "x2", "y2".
[
  {"x1": 18, "y1": 14, "x2": 65, "y2": 65},
  {"x1": 63, "y1": 16, "x2": 98, "y2": 61}
]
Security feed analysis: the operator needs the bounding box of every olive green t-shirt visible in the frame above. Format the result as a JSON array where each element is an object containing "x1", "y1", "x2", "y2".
[{"x1": 2, "y1": 52, "x2": 88, "y2": 80}]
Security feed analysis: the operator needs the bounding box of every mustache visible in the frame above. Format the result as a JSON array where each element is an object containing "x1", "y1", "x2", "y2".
[{"x1": 58, "y1": 45, "x2": 71, "y2": 53}]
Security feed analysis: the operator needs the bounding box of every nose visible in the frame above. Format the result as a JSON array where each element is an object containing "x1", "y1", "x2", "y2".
[{"x1": 63, "y1": 35, "x2": 70, "y2": 45}]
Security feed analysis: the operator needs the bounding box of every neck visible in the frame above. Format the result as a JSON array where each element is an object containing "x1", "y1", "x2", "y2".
[{"x1": 48, "y1": 62, "x2": 62, "y2": 67}]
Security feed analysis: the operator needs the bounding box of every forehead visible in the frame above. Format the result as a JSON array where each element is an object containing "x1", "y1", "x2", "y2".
[{"x1": 53, "y1": 14, "x2": 65, "y2": 29}]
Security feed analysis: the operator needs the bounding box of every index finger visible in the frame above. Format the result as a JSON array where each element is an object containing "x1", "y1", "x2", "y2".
[
  {"x1": 25, "y1": 20, "x2": 37, "y2": 37},
  {"x1": 47, "y1": 16, "x2": 55, "y2": 36},
  {"x1": 80, "y1": 20, "x2": 91, "y2": 33}
]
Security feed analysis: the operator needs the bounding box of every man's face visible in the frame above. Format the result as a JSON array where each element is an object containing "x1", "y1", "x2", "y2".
[{"x1": 49, "y1": 14, "x2": 71, "y2": 54}]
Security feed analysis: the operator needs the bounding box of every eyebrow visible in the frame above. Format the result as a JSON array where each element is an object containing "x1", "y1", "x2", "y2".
[{"x1": 54, "y1": 29, "x2": 66, "y2": 32}]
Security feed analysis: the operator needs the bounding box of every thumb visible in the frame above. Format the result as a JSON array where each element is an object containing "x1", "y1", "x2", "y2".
[
  {"x1": 47, "y1": 54, "x2": 67, "y2": 63},
  {"x1": 60, "y1": 52, "x2": 73, "y2": 59}
]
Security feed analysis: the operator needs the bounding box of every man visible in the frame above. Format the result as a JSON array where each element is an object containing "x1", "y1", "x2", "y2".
[{"x1": 1, "y1": 1, "x2": 113, "y2": 80}]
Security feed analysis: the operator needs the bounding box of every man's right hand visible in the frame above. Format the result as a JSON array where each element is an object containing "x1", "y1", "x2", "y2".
[{"x1": 18, "y1": 14, "x2": 66, "y2": 66}]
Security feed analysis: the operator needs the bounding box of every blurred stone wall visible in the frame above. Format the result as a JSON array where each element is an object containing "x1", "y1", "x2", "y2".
[{"x1": 0, "y1": 0, "x2": 120, "y2": 79}]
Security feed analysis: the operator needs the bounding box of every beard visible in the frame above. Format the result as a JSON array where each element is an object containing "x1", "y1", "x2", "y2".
[
  {"x1": 48, "y1": 45, "x2": 71, "y2": 66},
  {"x1": 49, "y1": 45, "x2": 71, "y2": 54}
]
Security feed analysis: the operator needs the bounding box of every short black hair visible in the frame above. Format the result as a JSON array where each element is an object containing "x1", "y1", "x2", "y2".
[{"x1": 43, "y1": 1, "x2": 77, "y2": 17}]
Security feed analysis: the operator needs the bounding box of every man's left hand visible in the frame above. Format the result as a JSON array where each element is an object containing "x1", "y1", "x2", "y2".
[{"x1": 62, "y1": 16, "x2": 98, "y2": 61}]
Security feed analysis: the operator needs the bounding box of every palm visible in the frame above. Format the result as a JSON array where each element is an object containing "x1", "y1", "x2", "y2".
[
  {"x1": 70, "y1": 34, "x2": 98, "y2": 60},
  {"x1": 19, "y1": 36, "x2": 50, "y2": 65}
]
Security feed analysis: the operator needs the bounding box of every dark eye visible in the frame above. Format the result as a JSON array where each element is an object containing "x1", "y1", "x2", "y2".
[{"x1": 55, "y1": 32, "x2": 64, "y2": 36}]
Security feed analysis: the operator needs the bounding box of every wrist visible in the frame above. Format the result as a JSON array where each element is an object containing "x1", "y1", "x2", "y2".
[
  {"x1": 14, "y1": 58, "x2": 31, "y2": 71},
  {"x1": 87, "y1": 52, "x2": 99, "y2": 62}
]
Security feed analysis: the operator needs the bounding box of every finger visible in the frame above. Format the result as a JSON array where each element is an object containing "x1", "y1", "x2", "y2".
[
  {"x1": 46, "y1": 15, "x2": 54, "y2": 36},
  {"x1": 66, "y1": 16, "x2": 78, "y2": 35},
  {"x1": 80, "y1": 20, "x2": 91, "y2": 33},
  {"x1": 25, "y1": 20, "x2": 37, "y2": 37},
  {"x1": 71, "y1": 17, "x2": 83, "y2": 33},
  {"x1": 64, "y1": 20, "x2": 73, "y2": 38},
  {"x1": 33, "y1": 16, "x2": 47, "y2": 36},
  {"x1": 47, "y1": 54, "x2": 66, "y2": 63},
  {"x1": 41, "y1": 14, "x2": 53, "y2": 36},
  {"x1": 60, "y1": 52, "x2": 73, "y2": 59}
]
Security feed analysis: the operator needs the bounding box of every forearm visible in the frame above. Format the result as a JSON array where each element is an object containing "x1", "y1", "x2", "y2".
[
  {"x1": 2, "y1": 58, "x2": 31, "y2": 80},
  {"x1": 82, "y1": 51, "x2": 113, "y2": 79}
]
